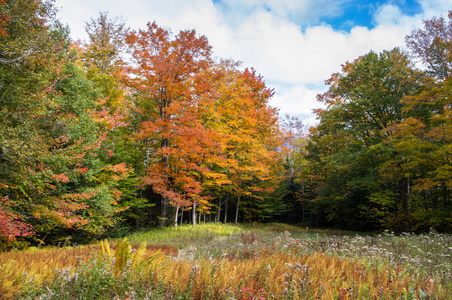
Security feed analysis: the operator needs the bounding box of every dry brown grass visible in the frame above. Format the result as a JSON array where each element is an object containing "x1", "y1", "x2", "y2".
[
  {"x1": 1, "y1": 225, "x2": 449, "y2": 299},
  {"x1": 0, "y1": 243, "x2": 177, "y2": 299},
  {"x1": 0, "y1": 245, "x2": 97, "y2": 298},
  {"x1": 1, "y1": 243, "x2": 441, "y2": 299},
  {"x1": 153, "y1": 251, "x2": 435, "y2": 299}
]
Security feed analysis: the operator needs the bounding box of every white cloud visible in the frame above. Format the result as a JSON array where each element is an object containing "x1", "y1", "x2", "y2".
[
  {"x1": 53, "y1": 0, "x2": 451, "y2": 126},
  {"x1": 55, "y1": 0, "x2": 218, "y2": 41},
  {"x1": 269, "y1": 84, "x2": 326, "y2": 125},
  {"x1": 419, "y1": 0, "x2": 452, "y2": 18},
  {"x1": 213, "y1": 10, "x2": 413, "y2": 124}
]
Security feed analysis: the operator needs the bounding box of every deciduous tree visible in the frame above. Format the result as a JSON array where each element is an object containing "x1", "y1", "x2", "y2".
[
  {"x1": 307, "y1": 49, "x2": 423, "y2": 230},
  {"x1": 406, "y1": 11, "x2": 452, "y2": 80},
  {"x1": 126, "y1": 22, "x2": 213, "y2": 226}
]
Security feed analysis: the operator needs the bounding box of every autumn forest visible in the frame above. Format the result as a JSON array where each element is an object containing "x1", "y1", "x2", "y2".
[{"x1": 1, "y1": 0, "x2": 451, "y2": 250}]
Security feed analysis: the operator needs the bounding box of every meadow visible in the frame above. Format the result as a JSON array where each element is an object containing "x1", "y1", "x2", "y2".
[{"x1": 1, "y1": 223, "x2": 451, "y2": 299}]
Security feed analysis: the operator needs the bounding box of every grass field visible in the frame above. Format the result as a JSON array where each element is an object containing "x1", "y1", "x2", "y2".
[{"x1": 1, "y1": 223, "x2": 451, "y2": 299}]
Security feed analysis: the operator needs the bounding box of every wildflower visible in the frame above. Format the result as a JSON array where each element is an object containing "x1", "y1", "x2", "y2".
[{"x1": 191, "y1": 264, "x2": 201, "y2": 274}]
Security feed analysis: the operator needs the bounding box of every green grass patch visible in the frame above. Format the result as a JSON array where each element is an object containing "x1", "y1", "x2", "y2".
[{"x1": 126, "y1": 223, "x2": 243, "y2": 248}]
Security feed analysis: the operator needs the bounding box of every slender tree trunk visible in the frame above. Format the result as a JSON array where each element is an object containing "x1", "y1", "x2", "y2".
[
  {"x1": 160, "y1": 136, "x2": 170, "y2": 228},
  {"x1": 393, "y1": 183, "x2": 399, "y2": 227},
  {"x1": 161, "y1": 196, "x2": 168, "y2": 227},
  {"x1": 192, "y1": 202, "x2": 197, "y2": 226},
  {"x1": 216, "y1": 197, "x2": 221, "y2": 222},
  {"x1": 174, "y1": 204, "x2": 180, "y2": 227},
  {"x1": 234, "y1": 181, "x2": 243, "y2": 224},
  {"x1": 224, "y1": 196, "x2": 228, "y2": 223},
  {"x1": 180, "y1": 207, "x2": 184, "y2": 226},
  {"x1": 235, "y1": 195, "x2": 241, "y2": 224}
]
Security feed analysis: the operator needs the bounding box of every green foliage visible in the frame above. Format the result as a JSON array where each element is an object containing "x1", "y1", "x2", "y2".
[
  {"x1": 0, "y1": 0, "x2": 73, "y2": 246},
  {"x1": 294, "y1": 18, "x2": 452, "y2": 231},
  {"x1": 0, "y1": 2, "x2": 136, "y2": 248},
  {"x1": 304, "y1": 48, "x2": 423, "y2": 231},
  {"x1": 2, "y1": 0, "x2": 451, "y2": 250}
]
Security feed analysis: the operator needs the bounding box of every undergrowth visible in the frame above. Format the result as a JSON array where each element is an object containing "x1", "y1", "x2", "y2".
[{"x1": 1, "y1": 223, "x2": 451, "y2": 299}]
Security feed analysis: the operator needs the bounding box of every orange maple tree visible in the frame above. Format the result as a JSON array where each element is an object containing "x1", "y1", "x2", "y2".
[
  {"x1": 126, "y1": 22, "x2": 214, "y2": 226},
  {"x1": 127, "y1": 23, "x2": 284, "y2": 225},
  {"x1": 200, "y1": 60, "x2": 284, "y2": 223}
]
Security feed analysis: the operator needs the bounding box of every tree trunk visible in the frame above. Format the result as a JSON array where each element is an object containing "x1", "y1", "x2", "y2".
[
  {"x1": 393, "y1": 183, "x2": 399, "y2": 224},
  {"x1": 216, "y1": 197, "x2": 221, "y2": 222},
  {"x1": 161, "y1": 196, "x2": 168, "y2": 227},
  {"x1": 192, "y1": 202, "x2": 197, "y2": 226},
  {"x1": 160, "y1": 136, "x2": 170, "y2": 227},
  {"x1": 235, "y1": 195, "x2": 241, "y2": 224},
  {"x1": 180, "y1": 207, "x2": 184, "y2": 226},
  {"x1": 224, "y1": 195, "x2": 228, "y2": 223},
  {"x1": 174, "y1": 204, "x2": 180, "y2": 227}
]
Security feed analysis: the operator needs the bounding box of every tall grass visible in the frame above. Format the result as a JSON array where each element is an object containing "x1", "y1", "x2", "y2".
[
  {"x1": 0, "y1": 245, "x2": 98, "y2": 298},
  {"x1": 154, "y1": 251, "x2": 435, "y2": 299},
  {"x1": 126, "y1": 223, "x2": 243, "y2": 248},
  {"x1": 1, "y1": 223, "x2": 451, "y2": 299}
]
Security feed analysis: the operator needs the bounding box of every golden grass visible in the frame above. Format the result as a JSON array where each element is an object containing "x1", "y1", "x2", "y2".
[
  {"x1": 0, "y1": 237, "x2": 445, "y2": 299},
  {"x1": 152, "y1": 251, "x2": 435, "y2": 299},
  {"x1": 0, "y1": 243, "x2": 176, "y2": 299},
  {"x1": 0, "y1": 245, "x2": 97, "y2": 298}
]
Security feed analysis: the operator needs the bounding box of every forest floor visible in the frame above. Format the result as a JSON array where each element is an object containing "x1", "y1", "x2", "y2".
[{"x1": 1, "y1": 223, "x2": 451, "y2": 299}]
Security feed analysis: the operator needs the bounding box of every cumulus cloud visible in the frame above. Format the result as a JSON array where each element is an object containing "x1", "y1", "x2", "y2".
[
  {"x1": 269, "y1": 84, "x2": 325, "y2": 125},
  {"x1": 53, "y1": 0, "x2": 451, "y2": 125},
  {"x1": 420, "y1": 0, "x2": 452, "y2": 17},
  {"x1": 55, "y1": 0, "x2": 218, "y2": 40}
]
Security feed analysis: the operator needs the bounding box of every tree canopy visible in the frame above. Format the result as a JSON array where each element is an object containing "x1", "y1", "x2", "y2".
[{"x1": 1, "y1": 2, "x2": 451, "y2": 250}]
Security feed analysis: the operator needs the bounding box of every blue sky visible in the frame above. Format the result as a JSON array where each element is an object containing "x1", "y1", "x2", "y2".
[
  {"x1": 53, "y1": 0, "x2": 451, "y2": 125},
  {"x1": 323, "y1": 0, "x2": 422, "y2": 31}
]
